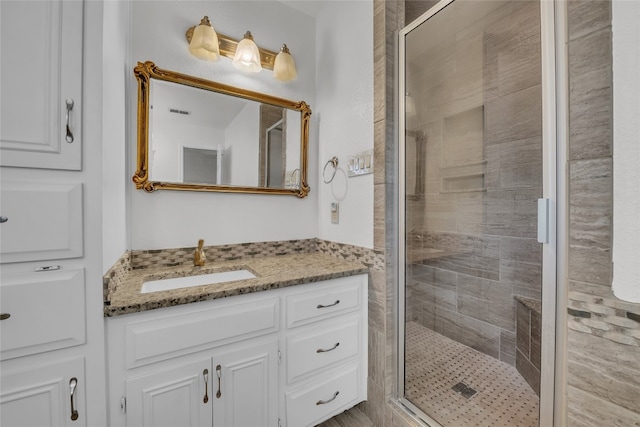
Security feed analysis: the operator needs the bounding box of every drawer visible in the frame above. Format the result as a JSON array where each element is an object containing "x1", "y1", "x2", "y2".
[
  {"x1": 0, "y1": 182, "x2": 83, "y2": 263},
  {"x1": 285, "y1": 364, "x2": 361, "y2": 427},
  {"x1": 287, "y1": 316, "x2": 360, "y2": 383},
  {"x1": 0, "y1": 269, "x2": 86, "y2": 360},
  {"x1": 286, "y1": 275, "x2": 365, "y2": 328},
  {"x1": 124, "y1": 297, "x2": 279, "y2": 368}
]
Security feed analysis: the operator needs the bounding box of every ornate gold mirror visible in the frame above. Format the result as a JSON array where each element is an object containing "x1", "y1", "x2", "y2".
[{"x1": 133, "y1": 61, "x2": 311, "y2": 197}]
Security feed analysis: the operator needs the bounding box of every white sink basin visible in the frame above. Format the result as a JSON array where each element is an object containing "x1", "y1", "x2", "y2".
[{"x1": 141, "y1": 269, "x2": 256, "y2": 294}]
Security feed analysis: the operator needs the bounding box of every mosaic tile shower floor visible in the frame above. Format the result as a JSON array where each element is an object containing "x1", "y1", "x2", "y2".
[{"x1": 405, "y1": 321, "x2": 539, "y2": 426}]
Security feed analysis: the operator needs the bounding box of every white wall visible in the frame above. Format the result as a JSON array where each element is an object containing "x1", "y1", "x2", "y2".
[
  {"x1": 129, "y1": 1, "x2": 318, "y2": 249},
  {"x1": 226, "y1": 102, "x2": 260, "y2": 186},
  {"x1": 102, "y1": 0, "x2": 130, "y2": 271},
  {"x1": 315, "y1": 1, "x2": 374, "y2": 248}
]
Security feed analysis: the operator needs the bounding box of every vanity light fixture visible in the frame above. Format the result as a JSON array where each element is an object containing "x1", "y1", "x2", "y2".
[
  {"x1": 273, "y1": 44, "x2": 297, "y2": 82},
  {"x1": 188, "y1": 16, "x2": 220, "y2": 61},
  {"x1": 232, "y1": 31, "x2": 262, "y2": 73},
  {"x1": 186, "y1": 16, "x2": 297, "y2": 82}
]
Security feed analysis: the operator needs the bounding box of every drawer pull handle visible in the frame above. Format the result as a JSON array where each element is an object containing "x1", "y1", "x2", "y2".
[
  {"x1": 317, "y1": 300, "x2": 340, "y2": 309},
  {"x1": 0, "y1": 314, "x2": 10, "y2": 320},
  {"x1": 316, "y1": 342, "x2": 340, "y2": 353},
  {"x1": 316, "y1": 391, "x2": 339, "y2": 405},
  {"x1": 215, "y1": 364, "x2": 222, "y2": 399},
  {"x1": 69, "y1": 377, "x2": 79, "y2": 421},
  {"x1": 202, "y1": 369, "x2": 209, "y2": 403}
]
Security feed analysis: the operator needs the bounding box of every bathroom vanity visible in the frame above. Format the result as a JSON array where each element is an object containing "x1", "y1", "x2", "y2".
[{"x1": 105, "y1": 253, "x2": 368, "y2": 427}]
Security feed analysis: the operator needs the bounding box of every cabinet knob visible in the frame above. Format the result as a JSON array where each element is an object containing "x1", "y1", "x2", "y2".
[
  {"x1": 0, "y1": 313, "x2": 10, "y2": 320},
  {"x1": 0, "y1": 216, "x2": 7, "y2": 223}
]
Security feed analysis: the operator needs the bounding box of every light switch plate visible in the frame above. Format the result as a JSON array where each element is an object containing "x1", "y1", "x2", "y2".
[{"x1": 347, "y1": 149, "x2": 374, "y2": 177}]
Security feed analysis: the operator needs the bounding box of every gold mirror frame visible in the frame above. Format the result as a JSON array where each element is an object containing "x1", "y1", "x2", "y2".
[{"x1": 133, "y1": 61, "x2": 311, "y2": 197}]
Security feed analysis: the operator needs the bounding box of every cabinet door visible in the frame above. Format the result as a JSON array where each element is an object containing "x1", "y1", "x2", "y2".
[
  {"x1": 0, "y1": 357, "x2": 87, "y2": 427},
  {"x1": 0, "y1": 0, "x2": 82, "y2": 170},
  {"x1": 212, "y1": 338, "x2": 279, "y2": 427},
  {"x1": 126, "y1": 358, "x2": 212, "y2": 427}
]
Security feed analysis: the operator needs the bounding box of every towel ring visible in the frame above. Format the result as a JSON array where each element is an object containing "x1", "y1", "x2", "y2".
[{"x1": 323, "y1": 156, "x2": 339, "y2": 184}]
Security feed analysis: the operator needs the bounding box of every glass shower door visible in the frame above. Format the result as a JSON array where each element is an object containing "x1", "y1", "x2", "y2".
[{"x1": 399, "y1": 0, "x2": 553, "y2": 425}]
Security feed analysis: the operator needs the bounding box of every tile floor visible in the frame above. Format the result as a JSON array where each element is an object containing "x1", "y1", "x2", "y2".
[
  {"x1": 404, "y1": 321, "x2": 539, "y2": 426},
  {"x1": 317, "y1": 404, "x2": 374, "y2": 427}
]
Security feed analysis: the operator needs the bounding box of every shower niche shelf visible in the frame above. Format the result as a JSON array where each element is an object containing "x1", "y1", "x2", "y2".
[
  {"x1": 438, "y1": 105, "x2": 486, "y2": 193},
  {"x1": 439, "y1": 160, "x2": 486, "y2": 193}
]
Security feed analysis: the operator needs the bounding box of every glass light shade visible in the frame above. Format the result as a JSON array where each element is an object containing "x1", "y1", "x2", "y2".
[
  {"x1": 189, "y1": 16, "x2": 220, "y2": 61},
  {"x1": 273, "y1": 44, "x2": 297, "y2": 82},
  {"x1": 232, "y1": 31, "x2": 262, "y2": 73}
]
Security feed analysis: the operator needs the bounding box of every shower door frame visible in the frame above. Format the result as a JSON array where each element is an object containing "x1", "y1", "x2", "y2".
[{"x1": 395, "y1": 1, "x2": 568, "y2": 425}]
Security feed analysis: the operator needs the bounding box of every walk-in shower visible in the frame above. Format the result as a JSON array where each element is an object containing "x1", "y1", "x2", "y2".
[{"x1": 397, "y1": 0, "x2": 559, "y2": 425}]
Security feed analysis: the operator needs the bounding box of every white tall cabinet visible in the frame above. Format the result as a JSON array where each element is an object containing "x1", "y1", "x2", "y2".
[{"x1": 0, "y1": 1, "x2": 108, "y2": 426}]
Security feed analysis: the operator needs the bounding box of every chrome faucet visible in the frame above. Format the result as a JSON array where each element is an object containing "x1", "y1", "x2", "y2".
[{"x1": 194, "y1": 239, "x2": 206, "y2": 266}]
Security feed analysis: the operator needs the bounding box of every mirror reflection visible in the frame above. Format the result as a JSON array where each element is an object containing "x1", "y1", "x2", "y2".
[{"x1": 133, "y1": 61, "x2": 310, "y2": 197}]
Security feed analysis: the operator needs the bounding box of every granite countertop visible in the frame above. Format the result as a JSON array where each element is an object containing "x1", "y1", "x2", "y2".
[{"x1": 104, "y1": 253, "x2": 369, "y2": 317}]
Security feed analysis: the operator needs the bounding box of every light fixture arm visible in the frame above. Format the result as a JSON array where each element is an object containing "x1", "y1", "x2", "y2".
[{"x1": 185, "y1": 27, "x2": 278, "y2": 70}]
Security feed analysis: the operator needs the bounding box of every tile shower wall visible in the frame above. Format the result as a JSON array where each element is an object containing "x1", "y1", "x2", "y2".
[
  {"x1": 404, "y1": 0, "x2": 542, "y2": 367},
  {"x1": 566, "y1": 0, "x2": 640, "y2": 424},
  {"x1": 372, "y1": 1, "x2": 640, "y2": 426}
]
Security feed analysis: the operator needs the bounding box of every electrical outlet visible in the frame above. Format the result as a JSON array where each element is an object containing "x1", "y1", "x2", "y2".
[{"x1": 331, "y1": 203, "x2": 339, "y2": 224}]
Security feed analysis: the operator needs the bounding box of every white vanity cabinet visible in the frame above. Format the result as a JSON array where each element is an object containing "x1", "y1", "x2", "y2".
[
  {"x1": 124, "y1": 337, "x2": 278, "y2": 427},
  {"x1": 107, "y1": 292, "x2": 281, "y2": 427},
  {"x1": 107, "y1": 274, "x2": 368, "y2": 427}
]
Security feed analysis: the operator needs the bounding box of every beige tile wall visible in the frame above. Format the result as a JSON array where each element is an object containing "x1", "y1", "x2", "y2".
[
  {"x1": 565, "y1": 0, "x2": 640, "y2": 424},
  {"x1": 371, "y1": 0, "x2": 640, "y2": 426}
]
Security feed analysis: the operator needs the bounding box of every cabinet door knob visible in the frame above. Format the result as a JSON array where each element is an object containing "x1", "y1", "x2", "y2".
[
  {"x1": 0, "y1": 313, "x2": 10, "y2": 320},
  {"x1": 69, "y1": 377, "x2": 79, "y2": 421},
  {"x1": 0, "y1": 216, "x2": 7, "y2": 223}
]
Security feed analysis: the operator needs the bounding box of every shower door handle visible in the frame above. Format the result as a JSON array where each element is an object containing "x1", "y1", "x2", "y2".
[{"x1": 537, "y1": 199, "x2": 550, "y2": 244}]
